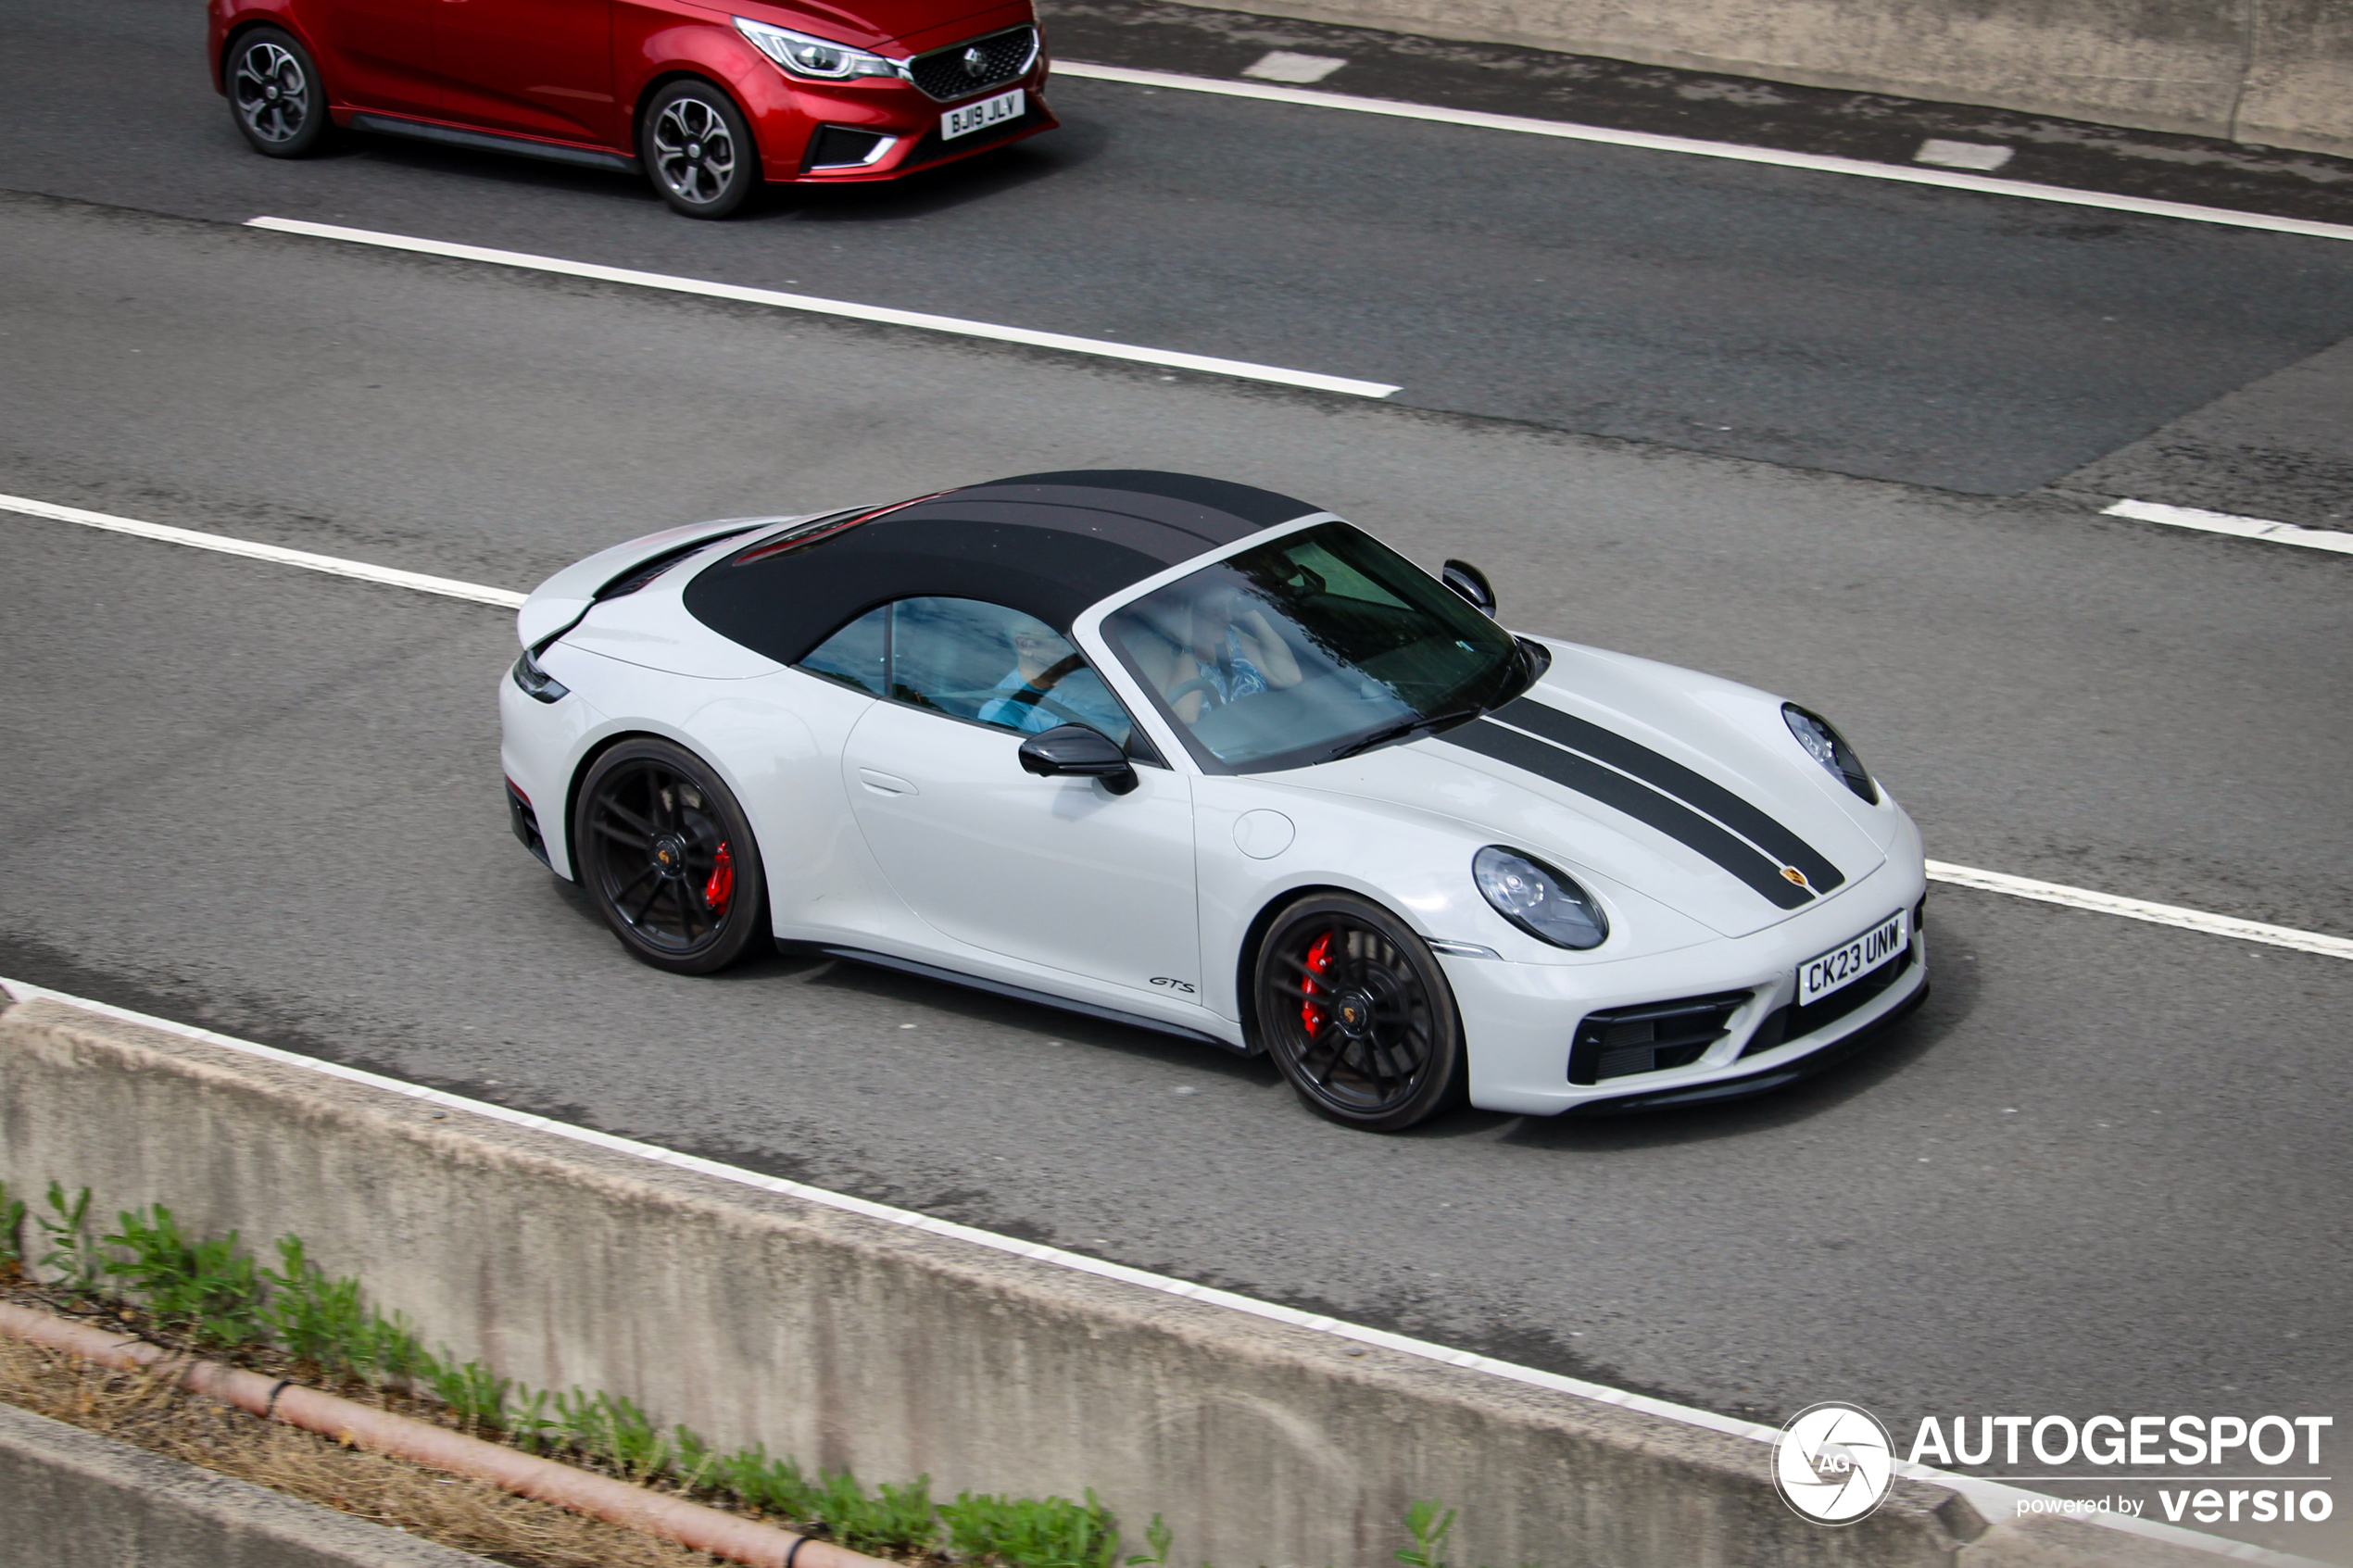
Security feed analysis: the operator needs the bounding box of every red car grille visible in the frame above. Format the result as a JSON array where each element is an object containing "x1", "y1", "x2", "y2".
[{"x1": 906, "y1": 25, "x2": 1038, "y2": 102}]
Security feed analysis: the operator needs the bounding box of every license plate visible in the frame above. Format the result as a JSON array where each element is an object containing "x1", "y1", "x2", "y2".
[
  {"x1": 1798, "y1": 909, "x2": 1908, "y2": 1005},
  {"x1": 941, "y1": 88, "x2": 1024, "y2": 141}
]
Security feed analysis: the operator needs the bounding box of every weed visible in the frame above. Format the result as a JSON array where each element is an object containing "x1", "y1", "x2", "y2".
[
  {"x1": 0, "y1": 1180, "x2": 25, "y2": 1275},
  {"x1": 429, "y1": 1352, "x2": 514, "y2": 1436},
  {"x1": 711, "y1": 1442, "x2": 821, "y2": 1519},
  {"x1": 262, "y1": 1236, "x2": 371, "y2": 1374},
  {"x1": 858, "y1": 1476, "x2": 942, "y2": 1553},
  {"x1": 668, "y1": 1423, "x2": 724, "y2": 1494},
  {"x1": 809, "y1": 1470, "x2": 938, "y2": 1555},
  {"x1": 35, "y1": 1183, "x2": 101, "y2": 1293},
  {"x1": 1395, "y1": 1499, "x2": 1455, "y2": 1568},
  {"x1": 102, "y1": 1203, "x2": 266, "y2": 1348},
  {"x1": 554, "y1": 1388, "x2": 673, "y2": 1481},
  {"x1": 1126, "y1": 1513, "x2": 1174, "y2": 1567},
  {"x1": 363, "y1": 1309, "x2": 432, "y2": 1391},
  {"x1": 939, "y1": 1487, "x2": 1119, "y2": 1568},
  {"x1": 509, "y1": 1386, "x2": 560, "y2": 1455}
]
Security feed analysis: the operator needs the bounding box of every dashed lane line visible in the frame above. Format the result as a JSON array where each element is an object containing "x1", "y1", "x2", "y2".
[
  {"x1": 244, "y1": 217, "x2": 1402, "y2": 399},
  {"x1": 6, "y1": 490, "x2": 2347, "y2": 962},
  {"x1": 2102, "y1": 498, "x2": 2353, "y2": 555},
  {"x1": 1055, "y1": 61, "x2": 2353, "y2": 245},
  {"x1": 1923, "y1": 862, "x2": 2353, "y2": 960},
  {"x1": 0, "y1": 490, "x2": 527, "y2": 608}
]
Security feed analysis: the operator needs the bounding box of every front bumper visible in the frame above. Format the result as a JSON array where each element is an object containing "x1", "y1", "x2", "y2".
[
  {"x1": 1567, "y1": 951, "x2": 1927, "y2": 1114},
  {"x1": 1445, "y1": 859, "x2": 1931, "y2": 1116},
  {"x1": 740, "y1": 55, "x2": 1057, "y2": 183}
]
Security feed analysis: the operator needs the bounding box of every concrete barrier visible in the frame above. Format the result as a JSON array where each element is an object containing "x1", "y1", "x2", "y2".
[
  {"x1": 0, "y1": 995, "x2": 2251, "y2": 1567},
  {"x1": 0, "y1": 1399, "x2": 489, "y2": 1568},
  {"x1": 2237, "y1": 0, "x2": 2353, "y2": 157},
  {"x1": 1147, "y1": 0, "x2": 2353, "y2": 159}
]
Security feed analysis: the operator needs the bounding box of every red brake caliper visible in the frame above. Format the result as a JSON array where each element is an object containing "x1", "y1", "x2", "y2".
[
  {"x1": 704, "y1": 841, "x2": 735, "y2": 916},
  {"x1": 1300, "y1": 932, "x2": 1335, "y2": 1035}
]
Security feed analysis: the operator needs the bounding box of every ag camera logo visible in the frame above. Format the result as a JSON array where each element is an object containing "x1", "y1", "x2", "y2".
[{"x1": 1774, "y1": 1402, "x2": 1895, "y2": 1524}]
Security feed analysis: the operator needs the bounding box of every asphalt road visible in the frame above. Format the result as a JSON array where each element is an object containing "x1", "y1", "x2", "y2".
[
  {"x1": 8, "y1": 0, "x2": 2353, "y2": 504},
  {"x1": 2, "y1": 192, "x2": 2348, "y2": 1561}
]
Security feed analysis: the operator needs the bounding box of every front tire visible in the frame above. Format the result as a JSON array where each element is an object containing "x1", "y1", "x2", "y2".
[
  {"x1": 1252, "y1": 894, "x2": 1466, "y2": 1132},
  {"x1": 573, "y1": 739, "x2": 768, "y2": 973},
  {"x1": 639, "y1": 81, "x2": 759, "y2": 219},
  {"x1": 228, "y1": 27, "x2": 331, "y2": 158}
]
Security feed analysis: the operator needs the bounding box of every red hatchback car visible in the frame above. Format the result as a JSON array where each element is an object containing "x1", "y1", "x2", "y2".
[{"x1": 208, "y1": 0, "x2": 1058, "y2": 217}]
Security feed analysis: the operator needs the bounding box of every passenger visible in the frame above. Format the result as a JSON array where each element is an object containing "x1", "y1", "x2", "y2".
[
  {"x1": 1167, "y1": 583, "x2": 1301, "y2": 725},
  {"x1": 977, "y1": 616, "x2": 1129, "y2": 738}
]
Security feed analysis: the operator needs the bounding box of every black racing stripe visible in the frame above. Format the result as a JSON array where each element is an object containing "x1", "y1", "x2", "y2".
[
  {"x1": 1491, "y1": 699, "x2": 1846, "y2": 893},
  {"x1": 1441, "y1": 721, "x2": 1813, "y2": 909}
]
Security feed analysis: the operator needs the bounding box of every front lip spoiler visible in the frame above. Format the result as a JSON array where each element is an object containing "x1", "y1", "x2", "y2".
[{"x1": 1563, "y1": 977, "x2": 1929, "y2": 1115}]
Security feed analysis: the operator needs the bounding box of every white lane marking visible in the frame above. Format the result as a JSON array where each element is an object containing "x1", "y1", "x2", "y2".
[
  {"x1": 0, "y1": 976, "x2": 2317, "y2": 1567},
  {"x1": 1241, "y1": 51, "x2": 1348, "y2": 83},
  {"x1": 10, "y1": 494, "x2": 2350, "y2": 962},
  {"x1": 1916, "y1": 138, "x2": 2014, "y2": 172},
  {"x1": 1055, "y1": 62, "x2": 2353, "y2": 245},
  {"x1": 245, "y1": 217, "x2": 1401, "y2": 399},
  {"x1": 2102, "y1": 497, "x2": 2353, "y2": 555},
  {"x1": 0, "y1": 491, "x2": 527, "y2": 608},
  {"x1": 1927, "y1": 861, "x2": 2353, "y2": 960}
]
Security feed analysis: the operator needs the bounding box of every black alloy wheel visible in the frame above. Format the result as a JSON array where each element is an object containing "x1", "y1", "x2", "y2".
[
  {"x1": 1252, "y1": 893, "x2": 1466, "y2": 1132},
  {"x1": 229, "y1": 27, "x2": 331, "y2": 157},
  {"x1": 573, "y1": 739, "x2": 768, "y2": 973},
  {"x1": 640, "y1": 81, "x2": 759, "y2": 219}
]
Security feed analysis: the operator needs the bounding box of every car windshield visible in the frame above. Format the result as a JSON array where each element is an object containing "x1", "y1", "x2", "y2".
[{"x1": 1102, "y1": 521, "x2": 1524, "y2": 772}]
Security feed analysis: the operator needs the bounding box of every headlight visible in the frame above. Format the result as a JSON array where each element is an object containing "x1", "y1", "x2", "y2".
[
  {"x1": 511, "y1": 648, "x2": 568, "y2": 703},
  {"x1": 1783, "y1": 703, "x2": 1878, "y2": 803},
  {"x1": 1473, "y1": 847, "x2": 1608, "y2": 950},
  {"x1": 735, "y1": 17, "x2": 900, "y2": 80}
]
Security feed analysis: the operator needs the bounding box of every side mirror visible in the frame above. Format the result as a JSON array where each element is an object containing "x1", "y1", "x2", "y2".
[
  {"x1": 1441, "y1": 559, "x2": 1497, "y2": 618},
  {"x1": 1017, "y1": 725, "x2": 1139, "y2": 796}
]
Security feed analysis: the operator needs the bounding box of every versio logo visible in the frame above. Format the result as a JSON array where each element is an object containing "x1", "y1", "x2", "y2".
[{"x1": 1775, "y1": 1402, "x2": 1896, "y2": 1524}]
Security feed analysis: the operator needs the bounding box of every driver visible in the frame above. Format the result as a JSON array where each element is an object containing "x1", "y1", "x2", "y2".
[
  {"x1": 977, "y1": 616, "x2": 1131, "y2": 738},
  {"x1": 1167, "y1": 583, "x2": 1301, "y2": 725}
]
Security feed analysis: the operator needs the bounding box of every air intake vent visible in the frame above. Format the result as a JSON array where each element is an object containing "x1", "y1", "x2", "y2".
[
  {"x1": 804, "y1": 125, "x2": 889, "y2": 169},
  {"x1": 907, "y1": 25, "x2": 1038, "y2": 102},
  {"x1": 505, "y1": 781, "x2": 548, "y2": 867},
  {"x1": 1571, "y1": 991, "x2": 1751, "y2": 1084}
]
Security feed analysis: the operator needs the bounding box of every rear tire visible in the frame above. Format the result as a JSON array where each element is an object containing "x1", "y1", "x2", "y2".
[
  {"x1": 639, "y1": 80, "x2": 759, "y2": 219},
  {"x1": 228, "y1": 27, "x2": 331, "y2": 158},
  {"x1": 573, "y1": 739, "x2": 769, "y2": 973},
  {"x1": 1252, "y1": 893, "x2": 1466, "y2": 1132}
]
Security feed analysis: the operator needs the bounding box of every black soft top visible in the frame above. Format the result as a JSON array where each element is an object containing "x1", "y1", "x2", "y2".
[{"x1": 683, "y1": 470, "x2": 1319, "y2": 665}]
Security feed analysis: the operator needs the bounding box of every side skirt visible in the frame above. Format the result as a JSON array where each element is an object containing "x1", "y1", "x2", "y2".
[
  {"x1": 347, "y1": 113, "x2": 638, "y2": 174},
  {"x1": 811, "y1": 945, "x2": 1252, "y2": 1054}
]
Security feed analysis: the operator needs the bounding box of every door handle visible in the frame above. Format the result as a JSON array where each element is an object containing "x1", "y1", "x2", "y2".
[{"x1": 858, "y1": 768, "x2": 918, "y2": 797}]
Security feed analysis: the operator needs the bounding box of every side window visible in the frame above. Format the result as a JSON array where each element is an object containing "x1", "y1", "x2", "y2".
[
  {"x1": 798, "y1": 604, "x2": 888, "y2": 696},
  {"x1": 890, "y1": 597, "x2": 1137, "y2": 750}
]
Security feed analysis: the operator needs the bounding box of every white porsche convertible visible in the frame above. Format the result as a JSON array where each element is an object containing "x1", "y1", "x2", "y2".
[{"x1": 500, "y1": 470, "x2": 1928, "y2": 1131}]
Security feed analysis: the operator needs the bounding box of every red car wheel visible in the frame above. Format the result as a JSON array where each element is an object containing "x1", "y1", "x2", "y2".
[
  {"x1": 228, "y1": 26, "x2": 331, "y2": 158},
  {"x1": 640, "y1": 80, "x2": 760, "y2": 219}
]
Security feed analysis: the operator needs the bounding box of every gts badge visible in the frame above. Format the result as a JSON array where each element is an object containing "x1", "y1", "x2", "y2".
[{"x1": 1150, "y1": 976, "x2": 1196, "y2": 994}]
